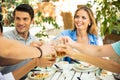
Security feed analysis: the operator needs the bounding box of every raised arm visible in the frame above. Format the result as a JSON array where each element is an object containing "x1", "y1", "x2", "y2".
[
  {"x1": 71, "y1": 42, "x2": 117, "y2": 57},
  {"x1": 74, "y1": 52, "x2": 120, "y2": 73},
  {"x1": 61, "y1": 36, "x2": 117, "y2": 57},
  {"x1": 0, "y1": 37, "x2": 40, "y2": 59},
  {"x1": 61, "y1": 46, "x2": 120, "y2": 73}
]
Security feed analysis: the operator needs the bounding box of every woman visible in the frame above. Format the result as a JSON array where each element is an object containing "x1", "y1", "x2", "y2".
[{"x1": 55, "y1": 6, "x2": 103, "y2": 62}]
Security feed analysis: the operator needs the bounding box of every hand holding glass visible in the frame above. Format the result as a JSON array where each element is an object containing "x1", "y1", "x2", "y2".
[{"x1": 53, "y1": 40, "x2": 66, "y2": 58}]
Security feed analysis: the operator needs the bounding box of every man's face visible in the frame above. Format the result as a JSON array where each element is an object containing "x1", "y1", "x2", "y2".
[
  {"x1": 14, "y1": 11, "x2": 33, "y2": 34},
  {"x1": 0, "y1": 28, "x2": 2, "y2": 36},
  {"x1": 0, "y1": 31, "x2": 2, "y2": 36}
]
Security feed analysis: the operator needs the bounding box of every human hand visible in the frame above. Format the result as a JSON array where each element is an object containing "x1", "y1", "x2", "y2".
[
  {"x1": 30, "y1": 41, "x2": 43, "y2": 48},
  {"x1": 58, "y1": 36, "x2": 76, "y2": 48},
  {"x1": 58, "y1": 45, "x2": 78, "y2": 59},
  {"x1": 40, "y1": 44, "x2": 57, "y2": 58},
  {"x1": 37, "y1": 55, "x2": 56, "y2": 67}
]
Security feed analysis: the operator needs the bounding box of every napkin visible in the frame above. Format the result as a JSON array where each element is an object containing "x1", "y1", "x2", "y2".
[{"x1": 3, "y1": 72, "x2": 15, "y2": 80}]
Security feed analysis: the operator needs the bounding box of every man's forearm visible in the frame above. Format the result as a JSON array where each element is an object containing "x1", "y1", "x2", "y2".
[
  {"x1": 12, "y1": 58, "x2": 37, "y2": 80},
  {"x1": 0, "y1": 37, "x2": 40, "y2": 59},
  {"x1": 0, "y1": 57, "x2": 23, "y2": 66}
]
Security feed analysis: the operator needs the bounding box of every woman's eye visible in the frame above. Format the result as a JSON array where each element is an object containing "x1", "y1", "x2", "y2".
[
  {"x1": 82, "y1": 16, "x2": 86, "y2": 20},
  {"x1": 75, "y1": 16, "x2": 79, "y2": 19},
  {"x1": 75, "y1": 15, "x2": 87, "y2": 20}
]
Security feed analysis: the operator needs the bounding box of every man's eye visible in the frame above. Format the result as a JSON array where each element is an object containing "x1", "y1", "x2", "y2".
[
  {"x1": 24, "y1": 18, "x2": 27, "y2": 21},
  {"x1": 16, "y1": 17, "x2": 20, "y2": 20}
]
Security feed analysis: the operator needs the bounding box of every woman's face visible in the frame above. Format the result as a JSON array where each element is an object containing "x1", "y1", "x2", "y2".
[{"x1": 74, "y1": 9, "x2": 91, "y2": 31}]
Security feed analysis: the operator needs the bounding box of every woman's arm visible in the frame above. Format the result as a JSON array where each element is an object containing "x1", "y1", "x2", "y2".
[
  {"x1": 75, "y1": 52, "x2": 120, "y2": 73},
  {"x1": 61, "y1": 36, "x2": 117, "y2": 57},
  {"x1": 62, "y1": 46, "x2": 120, "y2": 73},
  {"x1": 72, "y1": 43, "x2": 117, "y2": 57}
]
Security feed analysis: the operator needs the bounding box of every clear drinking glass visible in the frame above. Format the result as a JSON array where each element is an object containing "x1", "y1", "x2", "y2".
[{"x1": 46, "y1": 39, "x2": 66, "y2": 62}]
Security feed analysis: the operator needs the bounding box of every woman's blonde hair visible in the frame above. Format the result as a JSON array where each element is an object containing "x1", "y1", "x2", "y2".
[{"x1": 73, "y1": 6, "x2": 98, "y2": 35}]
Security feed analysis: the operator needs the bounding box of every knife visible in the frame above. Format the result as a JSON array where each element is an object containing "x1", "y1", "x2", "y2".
[
  {"x1": 71, "y1": 58, "x2": 81, "y2": 64},
  {"x1": 30, "y1": 69, "x2": 41, "y2": 72},
  {"x1": 54, "y1": 64, "x2": 61, "y2": 69}
]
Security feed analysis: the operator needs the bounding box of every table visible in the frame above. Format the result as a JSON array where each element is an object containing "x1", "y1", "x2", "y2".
[
  {"x1": 12, "y1": 58, "x2": 115, "y2": 80},
  {"x1": 25, "y1": 64, "x2": 115, "y2": 80}
]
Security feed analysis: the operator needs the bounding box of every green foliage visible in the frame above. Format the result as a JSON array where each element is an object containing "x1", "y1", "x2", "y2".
[
  {"x1": 1, "y1": 1, "x2": 59, "y2": 38},
  {"x1": 34, "y1": 11, "x2": 59, "y2": 38},
  {"x1": 35, "y1": 11, "x2": 59, "y2": 29},
  {"x1": 1, "y1": 1, "x2": 26, "y2": 26},
  {"x1": 35, "y1": 31, "x2": 48, "y2": 38},
  {"x1": 87, "y1": 0, "x2": 120, "y2": 36}
]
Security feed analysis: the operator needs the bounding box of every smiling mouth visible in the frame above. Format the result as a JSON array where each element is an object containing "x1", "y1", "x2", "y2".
[
  {"x1": 76, "y1": 23, "x2": 83, "y2": 27},
  {"x1": 17, "y1": 26, "x2": 24, "y2": 29}
]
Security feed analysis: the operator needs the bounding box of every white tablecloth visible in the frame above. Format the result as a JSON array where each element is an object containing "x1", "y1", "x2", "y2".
[{"x1": 25, "y1": 64, "x2": 115, "y2": 80}]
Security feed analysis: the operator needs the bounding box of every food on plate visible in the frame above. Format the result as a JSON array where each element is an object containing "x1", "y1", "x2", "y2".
[
  {"x1": 75, "y1": 61, "x2": 95, "y2": 69},
  {"x1": 100, "y1": 70, "x2": 112, "y2": 76},
  {"x1": 30, "y1": 72, "x2": 49, "y2": 79},
  {"x1": 28, "y1": 67, "x2": 56, "y2": 80},
  {"x1": 78, "y1": 64, "x2": 85, "y2": 68},
  {"x1": 73, "y1": 61, "x2": 99, "y2": 72},
  {"x1": 95, "y1": 69, "x2": 114, "y2": 79},
  {"x1": 100, "y1": 70, "x2": 108, "y2": 76}
]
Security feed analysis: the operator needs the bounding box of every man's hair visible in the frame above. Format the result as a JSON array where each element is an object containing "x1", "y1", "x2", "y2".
[
  {"x1": 0, "y1": 5, "x2": 3, "y2": 21},
  {"x1": 13, "y1": 4, "x2": 34, "y2": 20},
  {"x1": 0, "y1": 22, "x2": 3, "y2": 33}
]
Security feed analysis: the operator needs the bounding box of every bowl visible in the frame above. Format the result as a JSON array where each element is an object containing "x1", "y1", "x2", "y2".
[
  {"x1": 28, "y1": 67, "x2": 56, "y2": 80},
  {"x1": 57, "y1": 61, "x2": 70, "y2": 70}
]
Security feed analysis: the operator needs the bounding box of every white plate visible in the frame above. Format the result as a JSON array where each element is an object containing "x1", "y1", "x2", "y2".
[
  {"x1": 55, "y1": 61, "x2": 73, "y2": 70},
  {"x1": 73, "y1": 61, "x2": 99, "y2": 72},
  {"x1": 28, "y1": 67, "x2": 56, "y2": 80},
  {"x1": 95, "y1": 69, "x2": 114, "y2": 80}
]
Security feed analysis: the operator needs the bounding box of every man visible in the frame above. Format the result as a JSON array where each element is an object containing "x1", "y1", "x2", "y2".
[
  {"x1": 4, "y1": 4, "x2": 36, "y2": 45},
  {"x1": 0, "y1": 23, "x2": 45, "y2": 60},
  {"x1": 0, "y1": 22, "x2": 55, "y2": 80},
  {"x1": 59, "y1": 36, "x2": 120, "y2": 73},
  {"x1": 2, "y1": 4, "x2": 56, "y2": 74}
]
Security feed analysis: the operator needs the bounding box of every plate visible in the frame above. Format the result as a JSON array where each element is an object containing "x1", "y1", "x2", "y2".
[
  {"x1": 55, "y1": 61, "x2": 73, "y2": 70},
  {"x1": 28, "y1": 67, "x2": 56, "y2": 80},
  {"x1": 73, "y1": 61, "x2": 99, "y2": 72},
  {"x1": 95, "y1": 69, "x2": 114, "y2": 80}
]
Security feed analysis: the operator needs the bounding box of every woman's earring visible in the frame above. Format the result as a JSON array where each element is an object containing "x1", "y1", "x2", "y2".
[
  {"x1": 88, "y1": 24, "x2": 91, "y2": 26},
  {"x1": 88, "y1": 23, "x2": 91, "y2": 27}
]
